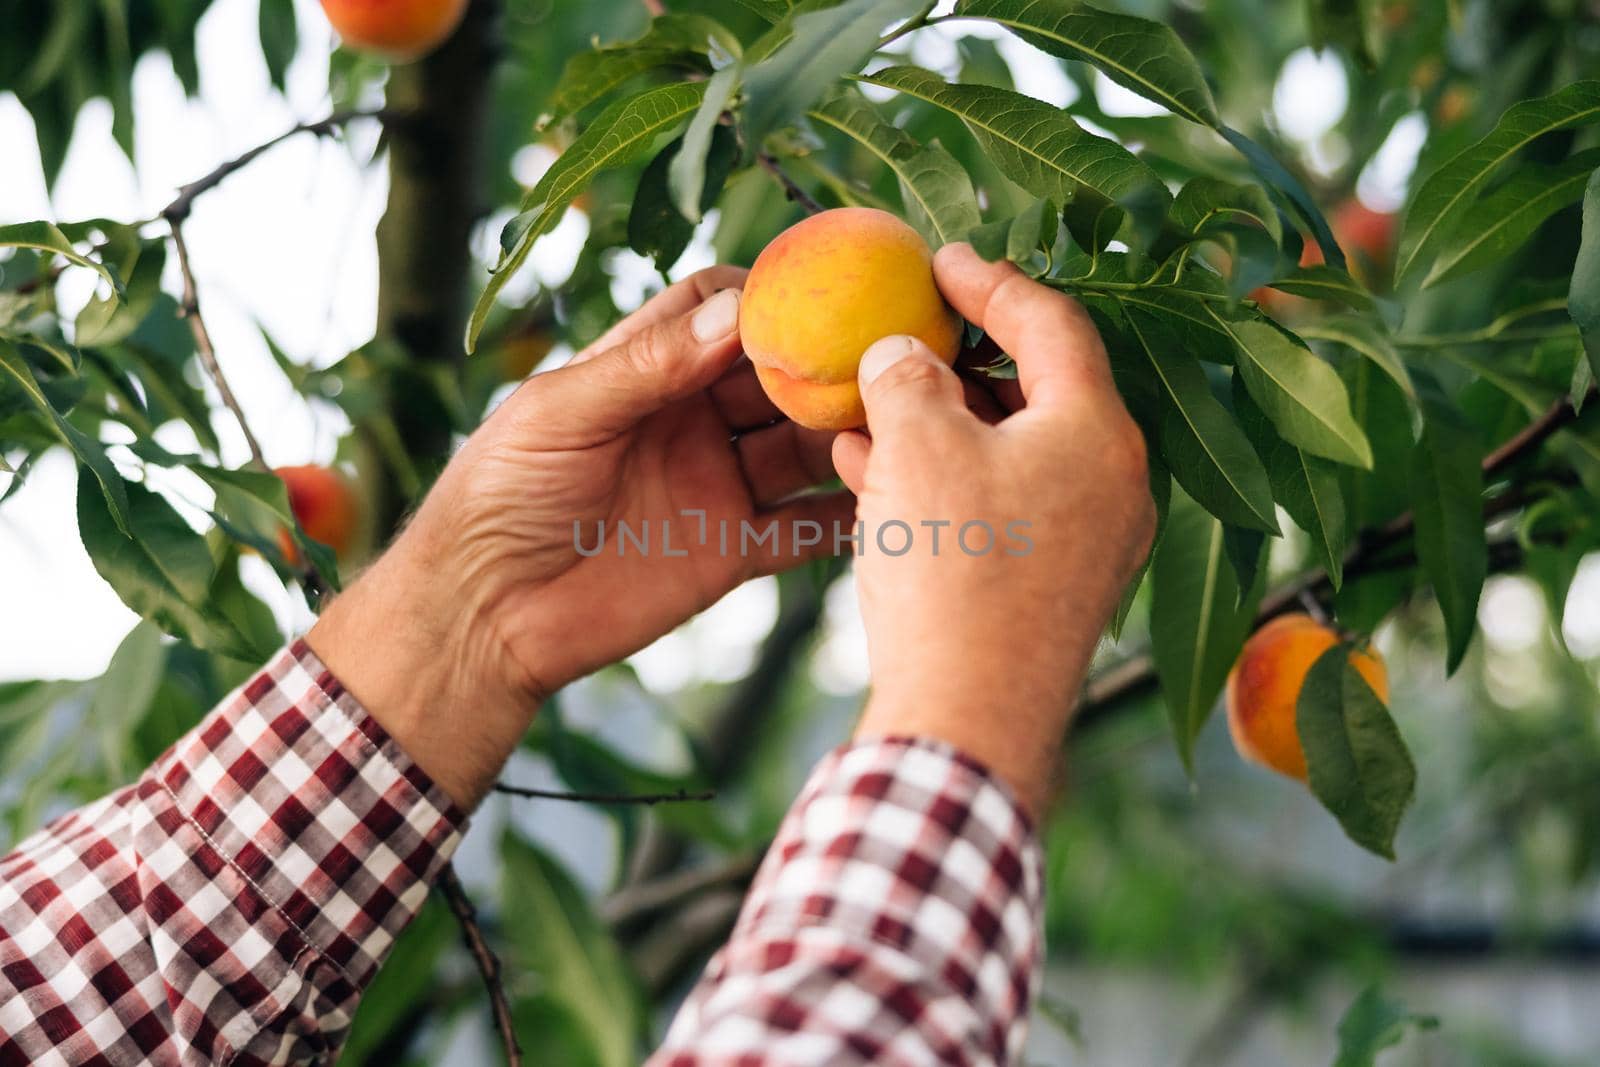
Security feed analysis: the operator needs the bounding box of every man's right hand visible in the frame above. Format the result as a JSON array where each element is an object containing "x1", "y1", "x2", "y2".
[{"x1": 834, "y1": 243, "x2": 1157, "y2": 817}]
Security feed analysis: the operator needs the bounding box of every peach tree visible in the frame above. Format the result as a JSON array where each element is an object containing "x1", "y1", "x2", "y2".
[{"x1": 2, "y1": 0, "x2": 1598, "y2": 1063}]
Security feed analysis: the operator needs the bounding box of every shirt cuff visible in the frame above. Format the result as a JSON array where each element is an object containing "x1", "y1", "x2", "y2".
[
  {"x1": 148, "y1": 639, "x2": 467, "y2": 987},
  {"x1": 722, "y1": 735, "x2": 1045, "y2": 1061}
]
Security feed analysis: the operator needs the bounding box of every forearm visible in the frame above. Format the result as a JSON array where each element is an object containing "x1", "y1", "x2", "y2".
[
  {"x1": 0, "y1": 642, "x2": 463, "y2": 1066},
  {"x1": 304, "y1": 531, "x2": 542, "y2": 810},
  {"x1": 651, "y1": 736, "x2": 1044, "y2": 1066}
]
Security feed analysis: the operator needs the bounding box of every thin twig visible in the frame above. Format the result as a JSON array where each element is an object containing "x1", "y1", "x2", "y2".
[
  {"x1": 757, "y1": 152, "x2": 825, "y2": 216},
  {"x1": 492, "y1": 783, "x2": 715, "y2": 805},
  {"x1": 159, "y1": 109, "x2": 387, "y2": 225},
  {"x1": 166, "y1": 221, "x2": 269, "y2": 471},
  {"x1": 437, "y1": 864, "x2": 522, "y2": 1067}
]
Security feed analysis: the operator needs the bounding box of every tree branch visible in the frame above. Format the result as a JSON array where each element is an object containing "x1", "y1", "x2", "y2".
[
  {"x1": 165, "y1": 221, "x2": 268, "y2": 471},
  {"x1": 492, "y1": 783, "x2": 715, "y2": 804},
  {"x1": 436, "y1": 864, "x2": 522, "y2": 1067},
  {"x1": 757, "y1": 152, "x2": 825, "y2": 216},
  {"x1": 159, "y1": 109, "x2": 386, "y2": 225},
  {"x1": 1073, "y1": 386, "x2": 1597, "y2": 725}
]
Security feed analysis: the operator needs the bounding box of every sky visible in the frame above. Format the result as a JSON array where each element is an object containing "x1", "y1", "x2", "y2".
[{"x1": 2, "y1": 0, "x2": 1594, "y2": 692}]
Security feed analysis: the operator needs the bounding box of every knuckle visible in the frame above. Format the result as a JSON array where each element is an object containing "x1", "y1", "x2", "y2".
[{"x1": 873, "y1": 357, "x2": 951, "y2": 396}]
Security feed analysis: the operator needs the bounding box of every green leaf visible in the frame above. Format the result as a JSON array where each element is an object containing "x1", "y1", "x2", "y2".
[
  {"x1": 1297, "y1": 314, "x2": 1414, "y2": 399},
  {"x1": 0, "y1": 343, "x2": 130, "y2": 534},
  {"x1": 539, "y1": 14, "x2": 735, "y2": 129},
  {"x1": 1426, "y1": 149, "x2": 1600, "y2": 286},
  {"x1": 87, "y1": 622, "x2": 167, "y2": 783},
  {"x1": 1171, "y1": 176, "x2": 1281, "y2": 245},
  {"x1": 77, "y1": 473, "x2": 254, "y2": 658},
  {"x1": 953, "y1": 0, "x2": 1220, "y2": 128},
  {"x1": 669, "y1": 63, "x2": 744, "y2": 222},
  {"x1": 0, "y1": 221, "x2": 124, "y2": 298},
  {"x1": 1220, "y1": 126, "x2": 1347, "y2": 272},
  {"x1": 1234, "y1": 378, "x2": 1347, "y2": 589},
  {"x1": 1215, "y1": 317, "x2": 1373, "y2": 468},
  {"x1": 1261, "y1": 264, "x2": 1376, "y2": 314},
  {"x1": 1150, "y1": 488, "x2": 1265, "y2": 772},
  {"x1": 501, "y1": 833, "x2": 643, "y2": 1067},
  {"x1": 1119, "y1": 309, "x2": 1278, "y2": 532},
  {"x1": 741, "y1": 0, "x2": 926, "y2": 151},
  {"x1": 1110, "y1": 451, "x2": 1168, "y2": 640},
  {"x1": 863, "y1": 66, "x2": 1170, "y2": 240},
  {"x1": 1007, "y1": 197, "x2": 1058, "y2": 265},
  {"x1": 258, "y1": 0, "x2": 298, "y2": 90},
  {"x1": 469, "y1": 82, "x2": 709, "y2": 352},
  {"x1": 1398, "y1": 80, "x2": 1600, "y2": 287},
  {"x1": 630, "y1": 125, "x2": 740, "y2": 270},
  {"x1": 131, "y1": 441, "x2": 343, "y2": 591},
  {"x1": 1409, "y1": 373, "x2": 1486, "y2": 674},
  {"x1": 1298, "y1": 646, "x2": 1415, "y2": 859},
  {"x1": 1333, "y1": 986, "x2": 1440, "y2": 1067},
  {"x1": 1571, "y1": 166, "x2": 1600, "y2": 384},
  {"x1": 808, "y1": 91, "x2": 982, "y2": 246}
]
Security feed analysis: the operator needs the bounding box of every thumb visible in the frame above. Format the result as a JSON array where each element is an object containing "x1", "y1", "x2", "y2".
[
  {"x1": 857, "y1": 334, "x2": 971, "y2": 442},
  {"x1": 540, "y1": 288, "x2": 743, "y2": 437}
]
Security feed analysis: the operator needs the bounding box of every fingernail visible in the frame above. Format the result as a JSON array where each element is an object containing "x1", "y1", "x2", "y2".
[
  {"x1": 692, "y1": 289, "x2": 740, "y2": 342},
  {"x1": 859, "y1": 335, "x2": 918, "y2": 384}
]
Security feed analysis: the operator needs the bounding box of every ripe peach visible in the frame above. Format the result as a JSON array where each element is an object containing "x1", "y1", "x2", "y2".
[
  {"x1": 1225, "y1": 613, "x2": 1389, "y2": 782},
  {"x1": 320, "y1": 0, "x2": 469, "y2": 62},
  {"x1": 275, "y1": 465, "x2": 357, "y2": 564},
  {"x1": 740, "y1": 208, "x2": 962, "y2": 431}
]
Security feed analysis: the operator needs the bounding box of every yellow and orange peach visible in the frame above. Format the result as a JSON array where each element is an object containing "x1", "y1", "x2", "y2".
[
  {"x1": 320, "y1": 0, "x2": 469, "y2": 62},
  {"x1": 275, "y1": 464, "x2": 358, "y2": 565},
  {"x1": 1225, "y1": 613, "x2": 1389, "y2": 782},
  {"x1": 740, "y1": 208, "x2": 962, "y2": 431}
]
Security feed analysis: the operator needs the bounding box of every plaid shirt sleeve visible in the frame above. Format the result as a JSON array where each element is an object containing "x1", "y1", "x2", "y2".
[
  {"x1": 0, "y1": 640, "x2": 465, "y2": 1067},
  {"x1": 649, "y1": 737, "x2": 1046, "y2": 1067}
]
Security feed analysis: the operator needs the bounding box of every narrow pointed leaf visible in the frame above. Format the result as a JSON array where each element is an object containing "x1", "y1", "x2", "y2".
[
  {"x1": 0, "y1": 221, "x2": 124, "y2": 298},
  {"x1": 1215, "y1": 317, "x2": 1373, "y2": 468},
  {"x1": 1297, "y1": 645, "x2": 1416, "y2": 859},
  {"x1": 1409, "y1": 373, "x2": 1486, "y2": 674},
  {"x1": 1297, "y1": 314, "x2": 1414, "y2": 399},
  {"x1": 77, "y1": 474, "x2": 255, "y2": 658},
  {"x1": 1234, "y1": 378, "x2": 1347, "y2": 587},
  {"x1": 863, "y1": 66, "x2": 1170, "y2": 237},
  {"x1": 742, "y1": 0, "x2": 925, "y2": 150},
  {"x1": 1122, "y1": 310, "x2": 1277, "y2": 532},
  {"x1": 469, "y1": 82, "x2": 708, "y2": 351},
  {"x1": 953, "y1": 0, "x2": 1219, "y2": 128},
  {"x1": 0, "y1": 343, "x2": 130, "y2": 534},
  {"x1": 1570, "y1": 167, "x2": 1600, "y2": 382},
  {"x1": 670, "y1": 63, "x2": 743, "y2": 222},
  {"x1": 539, "y1": 14, "x2": 734, "y2": 130},
  {"x1": 1261, "y1": 264, "x2": 1375, "y2": 313},
  {"x1": 1150, "y1": 489, "x2": 1265, "y2": 771},
  {"x1": 808, "y1": 92, "x2": 981, "y2": 246},
  {"x1": 1220, "y1": 127, "x2": 1346, "y2": 270},
  {"x1": 1426, "y1": 149, "x2": 1600, "y2": 286},
  {"x1": 1398, "y1": 80, "x2": 1600, "y2": 286}
]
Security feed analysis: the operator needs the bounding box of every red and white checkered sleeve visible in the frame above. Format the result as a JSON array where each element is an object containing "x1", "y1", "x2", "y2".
[
  {"x1": 649, "y1": 736, "x2": 1045, "y2": 1067},
  {"x1": 0, "y1": 639, "x2": 466, "y2": 1067}
]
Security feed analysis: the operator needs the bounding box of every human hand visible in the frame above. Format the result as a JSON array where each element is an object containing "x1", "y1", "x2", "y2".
[
  {"x1": 310, "y1": 268, "x2": 852, "y2": 805},
  {"x1": 834, "y1": 244, "x2": 1156, "y2": 816}
]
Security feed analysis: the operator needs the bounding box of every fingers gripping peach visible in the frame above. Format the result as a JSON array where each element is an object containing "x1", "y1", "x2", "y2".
[
  {"x1": 320, "y1": 0, "x2": 470, "y2": 62},
  {"x1": 1225, "y1": 614, "x2": 1390, "y2": 782},
  {"x1": 739, "y1": 208, "x2": 963, "y2": 430}
]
